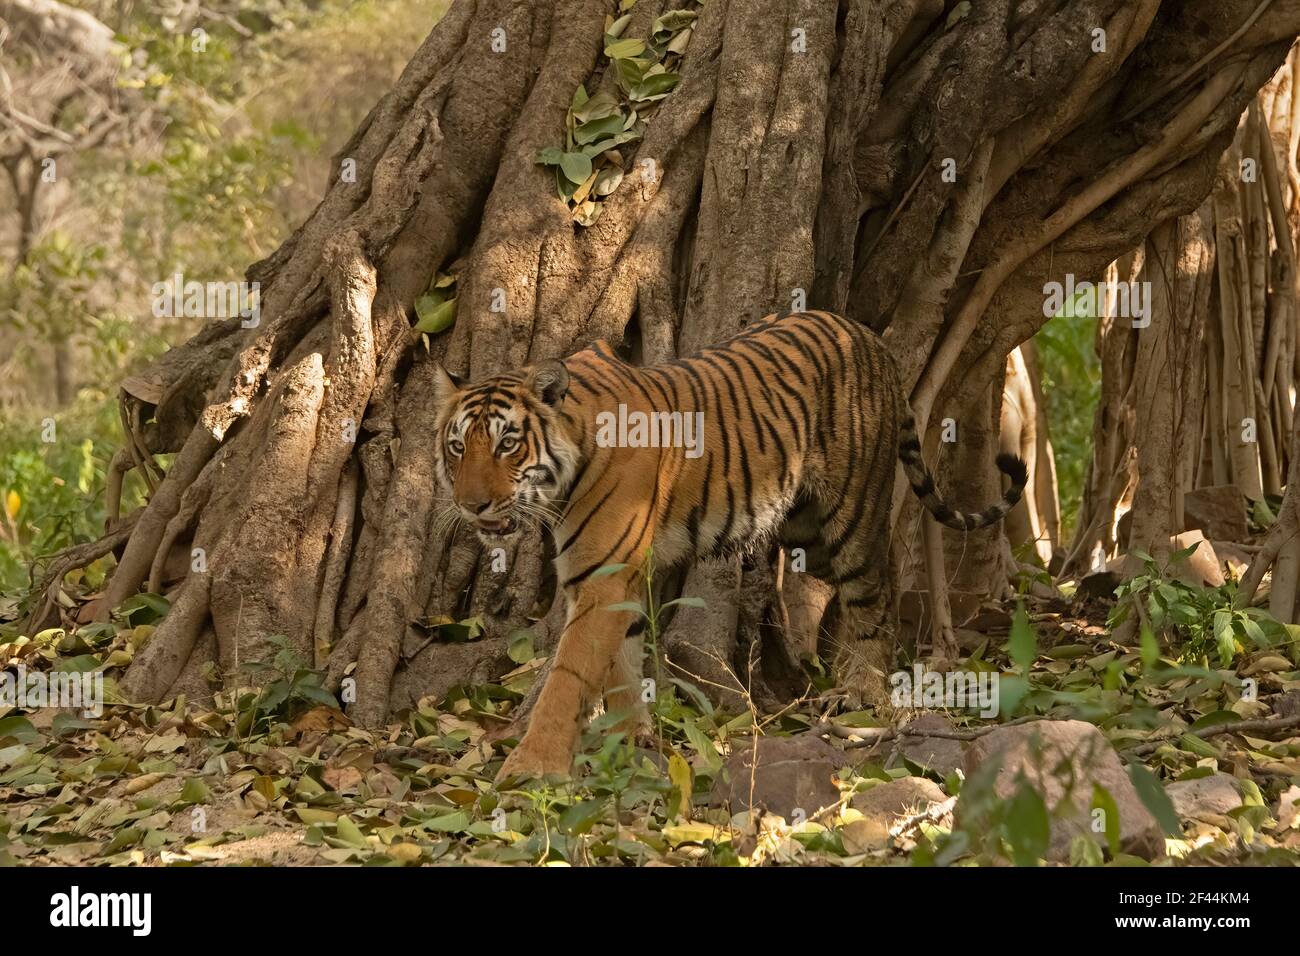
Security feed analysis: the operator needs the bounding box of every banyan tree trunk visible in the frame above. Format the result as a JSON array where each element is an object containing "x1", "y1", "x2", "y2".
[
  {"x1": 1068, "y1": 54, "x2": 1300, "y2": 589},
  {"x1": 29, "y1": 1, "x2": 1300, "y2": 723}
]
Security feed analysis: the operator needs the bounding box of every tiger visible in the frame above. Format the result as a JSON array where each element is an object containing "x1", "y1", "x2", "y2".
[{"x1": 431, "y1": 309, "x2": 1027, "y2": 782}]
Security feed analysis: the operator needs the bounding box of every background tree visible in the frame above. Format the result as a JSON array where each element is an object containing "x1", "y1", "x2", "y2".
[{"x1": 1, "y1": 0, "x2": 126, "y2": 404}]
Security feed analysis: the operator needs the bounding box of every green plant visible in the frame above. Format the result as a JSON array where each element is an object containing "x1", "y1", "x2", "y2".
[
  {"x1": 1036, "y1": 302, "x2": 1102, "y2": 540},
  {"x1": 0, "y1": 397, "x2": 152, "y2": 598},
  {"x1": 1110, "y1": 545, "x2": 1286, "y2": 667},
  {"x1": 535, "y1": 5, "x2": 699, "y2": 225},
  {"x1": 233, "y1": 634, "x2": 339, "y2": 736}
]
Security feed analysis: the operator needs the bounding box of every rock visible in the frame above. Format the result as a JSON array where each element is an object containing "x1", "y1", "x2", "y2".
[
  {"x1": 1165, "y1": 773, "x2": 1243, "y2": 823},
  {"x1": 844, "y1": 776, "x2": 949, "y2": 852},
  {"x1": 960, "y1": 720, "x2": 1163, "y2": 861},
  {"x1": 851, "y1": 776, "x2": 947, "y2": 818},
  {"x1": 1108, "y1": 531, "x2": 1224, "y2": 587},
  {"x1": 713, "y1": 736, "x2": 843, "y2": 819},
  {"x1": 953, "y1": 628, "x2": 991, "y2": 652},
  {"x1": 1168, "y1": 531, "x2": 1224, "y2": 587},
  {"x1": 961, "y1": 607, "x2": 1013, "y2": 631},
  {"x1": 1120, "y1": 488, "x2": 1249, "y2": 546},
  {"x1": 1273, "y1": 690, "x2": 1300, "y2": 718},
  {"x1": 1079, "y1": 570, "x2": 1121, "y2": 600},
  {"x1": 1183, "y1": 485, "x2": 1249, "y2": 542},
  {"x1": 894, "y1": 713, "x2": 966, "y2": 777}
]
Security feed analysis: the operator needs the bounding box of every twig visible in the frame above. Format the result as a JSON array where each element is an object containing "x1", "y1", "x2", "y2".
[
  {"x1": 813, "y1": 713, "x2": 1043, "y2": 750},
  {"x1": 1126, "y1": 713, "x2": 1300, "y2": 757}
]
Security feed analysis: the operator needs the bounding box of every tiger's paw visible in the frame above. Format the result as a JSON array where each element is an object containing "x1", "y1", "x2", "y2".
[
  {"x1": 495, "y1": 740, "x2": 573, "y2": 788},
  {"x1": 822, "y1": 669, "x2": 894, "y2": 717}
]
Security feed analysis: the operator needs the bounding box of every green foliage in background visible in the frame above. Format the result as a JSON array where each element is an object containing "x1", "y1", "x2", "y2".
[
  {"x1": 1036, "y1": 291, "x2": 1103, "y2": 539},
  {"x1": 0, "y1": 0, "x2": 445, "y2": 596},
  {"x1": 0, "y1": 395, "x2": 151, "y2": 599}
]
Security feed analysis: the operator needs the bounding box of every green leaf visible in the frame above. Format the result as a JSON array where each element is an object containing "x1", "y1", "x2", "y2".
[
  {"x1": 571, "y1": 90, "x2": 621, "y2": 123},
  {"x1": 559, "y1": 797, "x2": 608, "y2": 835},
  {"x1": 997, "y1": 674, "x2": 1028, "y2": 718},
  {"x1": 663, "y1": 596, "x2": 706, "y2": 609},
  {"x1": 1214, "y1": 612, "x2": 1238, "y2": 666},
  {"x1": 559, "y1": 151, "x2": 593, "y2": 184},
  {"x1": 536, "y1": 146, "x2": 565, "y2": 166},
  {"x1": 579, "y1": 130, "x2": 641, "y2": 158},
  {"x1": 179, "y1": 777, "x2": 210, "y2": 805},
  {"x1": 0, "y1": 717, "x2": 38, "y2": 743},
  {"x1": 590, "y1": 563, "x2": 628, "y2": 578},
  {"x1": 631, "y1": 72, "x2": 681, "y2": 101},
  {"x1": 1069, "y1": 833, "x2": 1104, "y2": 867},
  {"x1": 1004, "y1": 783, "x2": 1050, "y2": 865},
  {"x1": 117, "y1": 592, "x2": 170, "y2": 625},
  {"x1": 1091, "y1": 784, "x2": 1121, "y2": 857},
  {"x1": 1138, "y1": 625, "x2": 1159, "y2": 670},
  {"x1": 615, "y1": 56, "x2": 648, "y2": 89},
  {"x1": 1238, "y1": 616, "x2": 1267, "y2": 648},
  {"x1": 1190, "y1": 710, "x2": 1239, "y2": 731},
  {"x1": 422, "y1": 811, "x2": 470, "y2": 833},
  {"x1": 653, "y1": 10, "x2": 699, "y2": 35},
  {"x1": 606, "y1": 601, "x2": 645, "y2": 615},
  {"x1": 53, "y1": 654, "x2": 101, "y2": 673},
  {"x1": 575, "y1": 113, "x2": 628, "y2": 146},
  {"x1": 507, "y1": 629, "x2": 535, "y2": 664},
  {"x1": 604, "y1": 38, "x2": 646, "y2": 59},
  {"x1": 1178, "y1": 733, "x2": 1221, "y2": 759},
  {"x1": 1127, "y1": 763, "x2": 1181, "y2": 837},
  {"x1": 681, "y1": 719, "x2": 721, "y2": 773},
  {"x1": 606, "y1": 14, "x2": 633, "y2": 39},
  {"x1": 1008, "y1": 602, "x2": 1036, "y2": 672},
  {"x1": 334, "y1": 816, "x2": 369, "y2": 848},
  {"x1": 414, "y1": 295, "x2": 457, "y2": 334}
]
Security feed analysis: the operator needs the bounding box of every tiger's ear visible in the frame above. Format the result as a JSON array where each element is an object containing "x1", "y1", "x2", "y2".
[
  {"x1": 432, "y1": 364, "x2": 465, "y2": 403},
  {"x1": 527, "y1": 360, "x2": 569, "y2": 407}
]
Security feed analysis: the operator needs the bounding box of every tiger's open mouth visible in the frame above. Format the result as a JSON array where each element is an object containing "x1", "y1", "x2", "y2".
[{"x1": 475, "y1": 516, "x2": 518, "y2": 537}]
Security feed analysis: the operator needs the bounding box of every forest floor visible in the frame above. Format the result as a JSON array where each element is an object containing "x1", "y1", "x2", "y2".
[{"x1": 3, "y1": 584, "x2": 1300, "y2": 866}]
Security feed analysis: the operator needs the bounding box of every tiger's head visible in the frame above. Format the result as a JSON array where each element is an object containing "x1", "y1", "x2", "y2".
[{"x1": 432, "y1": 360, "x2": 580, "y2": 543}]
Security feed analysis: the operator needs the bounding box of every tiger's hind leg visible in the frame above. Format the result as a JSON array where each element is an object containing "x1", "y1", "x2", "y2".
[{"x1": 813, "y1": 492, "x2": 899, "y2": 714}]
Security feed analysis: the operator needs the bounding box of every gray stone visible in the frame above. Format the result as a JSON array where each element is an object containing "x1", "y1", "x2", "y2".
[
  {"x1": 844, "y1": 776, "x2": 949, "y2": 853},
  {"x1": 851, "y1": 775, "x2": 947, "y2": 819},
  {"x1": 1273, "y1": 690, "x2": 1300, "y2": 718},
  {"x1": 1183, "y1": 485, "x2": 1249, "y2": 542},
  {"x1": 713, "y1": 735, "x2": 843, "y2": 819},
  {"x1": 960, "y1": 720, "x2": 1163, "y2": 861},
  {"x1": 894, "y1": 713, "x2": 966, "y2": 776},
  {"x1": 1165, "y1": 773, "x2": 1243, "y2": 823}
]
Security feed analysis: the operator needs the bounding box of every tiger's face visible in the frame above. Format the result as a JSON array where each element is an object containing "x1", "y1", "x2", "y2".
[{"x1": 432, "y1": 360, "x2": 579, "y2": 543}]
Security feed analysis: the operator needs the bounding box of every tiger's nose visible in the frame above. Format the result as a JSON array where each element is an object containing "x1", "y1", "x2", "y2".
[{"x1": 461, "y1": 498, "x2": 493, "y2": 515}]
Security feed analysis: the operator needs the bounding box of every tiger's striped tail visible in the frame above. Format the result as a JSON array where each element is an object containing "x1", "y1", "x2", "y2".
[{"x1": 897, "y1": 413, "x2": 1028, "y2": 530}]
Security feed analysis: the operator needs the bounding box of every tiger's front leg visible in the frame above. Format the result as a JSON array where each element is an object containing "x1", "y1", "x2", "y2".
[{"x1": 496, "y1": 561, "x2": 645, "y2": 783}]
